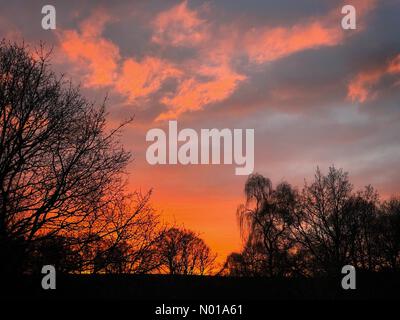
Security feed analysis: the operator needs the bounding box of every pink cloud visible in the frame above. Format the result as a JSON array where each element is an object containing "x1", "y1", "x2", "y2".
[
  {"x1": 244, "y1": 22, "x2": 341, "y2": 64},
  {"x1": 152, "y1": 0, "x2": 208, "y2": 47},
  {"x1": 57, "y1": 0, "x2": 378, "y2": 120},
  {"x1": 158, "y1": 62, "x2": 246, "y2": 120},
  {"x1": 59, "y1": 10, "x2": 120, "y2": 87},
  {"x1": 115, "y1": 57, "x2": 182, "y2": 102},
  {"x1": 348, "y1": 54, "x2": 400, "y2": 103},
  {"x1": 59, "y1": 11, "x2": 182, "y2": 104},
  {"x1": 243, "y1": 0, "x2": 376, "y2": 64},
  {"x1": 152, "y1": 0, "x2": 377, "y2": 120}
]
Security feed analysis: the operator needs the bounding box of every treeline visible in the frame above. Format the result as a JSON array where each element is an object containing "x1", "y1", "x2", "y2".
[
  {"x1": 1, "y1": 41, "x2": 399, "y2": 280},
  {"x1": 0, "y1": 41, "x2": 215, "y2": 277},
  {"x1": 224, "y1": 167, "x2": 400, "y2": 277}
]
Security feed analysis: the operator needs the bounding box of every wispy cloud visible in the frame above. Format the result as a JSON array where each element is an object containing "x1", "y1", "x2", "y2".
[
  {"x1": 56, "y1": 1, "x2": 378, "y2": 120},
  {"x1": 152, "y1": 0, "x2": 208, "y2": 47},
  {"x1": 116, "y1": 57, "x2": 182, "y2": 102},
  {"x1": 348, "y1": 54, "x2": 400, "y2": 103},
  {"x1": 58, "y1": 10, "x2": 120, "y2": 87}
]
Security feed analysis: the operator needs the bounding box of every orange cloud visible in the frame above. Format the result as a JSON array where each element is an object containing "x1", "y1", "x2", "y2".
[
  {"x1": 58, "y1": 0, "x2": 377, "y2": 120},
  {"x1": 152, "y1": 0, "x2": 208, "y2": 47},
  {"x1": 245, "y1": 22, "x2": 341, "y2": 64},
  {"x1": 59, "y1": 10, "x2": 120, "y2": 87},
  {"x1": 158, "y1": 62, "x2": 246, "y2": 120},
  {"x1": 149, "y1": 1, "x2": 248, "y2": 120},
  {"x1": 152, "y1": 0, "x2": 377, "y2": 120},
  {"x1": 244, "y1": 0, "x2": 376, "y2": 64},
  {"x1": 115, "y1": 57, "x2": 182, "y2": 102},
  {"x1": 60, "y1": 11, "x2": 182, "y2": 103},
  {"x1": 348, "y1": 54, "x2": 400, "y2": 103},
  {"x1": 388, "y1": 54, "x2": 400, "y2": 74}
]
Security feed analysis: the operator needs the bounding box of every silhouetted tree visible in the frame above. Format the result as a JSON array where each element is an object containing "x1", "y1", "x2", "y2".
[
  {"x1": 158, "y1": 227, "x2": 216, "y2": 275},
  {"x1": 293, "y1": 167, "x2": 354, "y2": 274},
  {"x1": 237, "y1": 174, "x2": 298, "y2": 277},
  {"x1": 342, "y1": 185, "x2": 380, "y2": 271},
  {"x1": 0, "y1": 41, "x2": 163, "y2": 275},
  {"x1": 227, "y1": 166, "x2": 400, "y2": 278},
  {"x1": 224, "y1": 243, "x2": 268, "y2": 277},
  {"x1": 84, "y1": 191, "x2": 164, "y2": 274},
  {"x1": 375, "y1": 198, "x2": 400, "y2": 271},
  {"x1": 26, "y1": 235, "x2": 83, "y2": 273}
]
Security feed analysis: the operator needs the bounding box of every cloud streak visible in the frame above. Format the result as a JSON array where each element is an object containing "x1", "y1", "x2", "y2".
[
  {"x1": 59, "y1": 10, "x2": 120, "y2": 87},
  {"x1": 348, "y1": 54, "x2": 400, "y2": 103},
  {"x1": 56, "y1": 0, "x2": 377, "y2": 120},
  {"x1": 152, "y1": 0, "x2": 208, "y2": 47}
]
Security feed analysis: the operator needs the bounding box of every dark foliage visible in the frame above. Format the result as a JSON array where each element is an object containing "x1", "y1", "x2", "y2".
[{"x1": 226, "y1": 166, "x2": 400, "y2": 277}]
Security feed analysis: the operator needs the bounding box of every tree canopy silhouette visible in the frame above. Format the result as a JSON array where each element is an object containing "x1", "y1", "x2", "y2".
[
  {"x1": 226, "y1": 166, "x2": 400, "y2": 277},
  {"x1": 236, "y1": 174, "x2": 297, "y2": 277},
  {"x1": 0, "y1": 41, "x2": 161, "y2": 275},
  {"x1": 158, "y1": 227, "x2": 217, "y2": 275}
]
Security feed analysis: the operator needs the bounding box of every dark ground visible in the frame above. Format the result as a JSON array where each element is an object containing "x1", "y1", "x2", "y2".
[{"x1": 2, "y1": 272, "x2": 400, "y2": 300}]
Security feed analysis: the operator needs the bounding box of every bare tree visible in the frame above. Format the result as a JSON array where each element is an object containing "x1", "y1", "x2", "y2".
[
  {"x1": 343, "y1": 185, "x2": 380, "y2": 271},
  {"x1": 227, "y1": 166, "x2": 400, "y2": 278},
  {"x1": 237, "y1": 174, "x2": 298, "y2": 277},
  {"x1": 375, "y1": 198, "x2": 400, "y2": 271},
  {"x1": 80, "y1": 191, "x2": 164, "y2": 274},
  {"x1": 223, "y1": 243, "x2": 268, "y2": 277},
  {"x1": 158, "y1": 227, "x2": 216, "y2": 275},
  {"x1": 293, "y1": 166, "x2": 355, "y2": 274},
  {"x1": 0, "y1": 41, "x2": 164, "y2": 275}
]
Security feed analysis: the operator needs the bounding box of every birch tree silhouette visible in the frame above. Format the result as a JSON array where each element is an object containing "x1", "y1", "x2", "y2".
[{"x1": 236, "y1": 174, "x2": 298, "y2": 277}]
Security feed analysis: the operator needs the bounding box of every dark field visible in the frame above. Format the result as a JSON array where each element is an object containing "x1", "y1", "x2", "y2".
[{"x1": 3, "y1": 272, "x2": 400, "y2": 300}]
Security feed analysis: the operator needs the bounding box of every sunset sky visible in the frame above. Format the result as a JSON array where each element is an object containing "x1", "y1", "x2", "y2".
[{"x1": 1, "y1": 0, "x2": 400, "y2": 262}]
